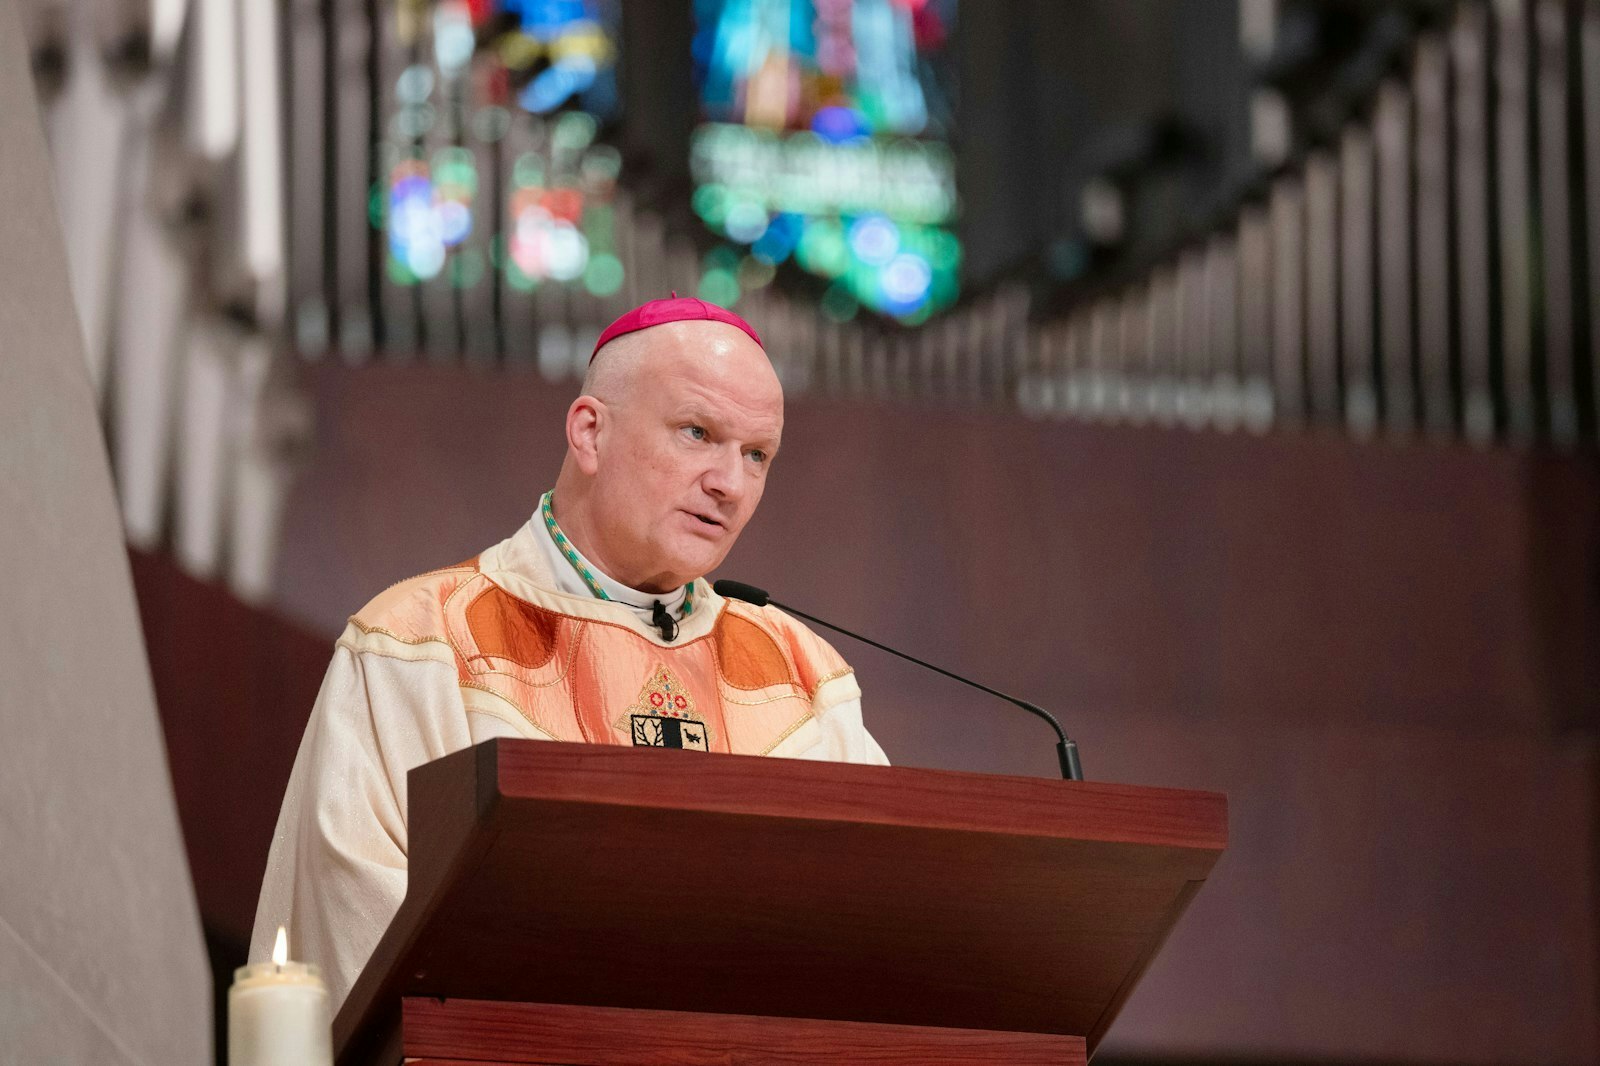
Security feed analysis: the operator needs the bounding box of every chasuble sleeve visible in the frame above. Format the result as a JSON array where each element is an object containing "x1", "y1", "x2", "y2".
[
  {"x1": 766, "y1": 668, "x2": 890, "y2": 765},
  {"x1": 249, "y1": 630, "x2": 481, "y2": 1012}
]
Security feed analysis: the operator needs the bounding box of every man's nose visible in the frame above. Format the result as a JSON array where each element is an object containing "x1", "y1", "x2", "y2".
[{"x1": 702, "y1": 444, "x2": 744, "y2": 500}]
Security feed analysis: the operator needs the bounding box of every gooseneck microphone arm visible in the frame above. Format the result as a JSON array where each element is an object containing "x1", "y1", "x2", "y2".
[{"x1": 712, "y1": 580, "x2": 1085, "y2": 781}]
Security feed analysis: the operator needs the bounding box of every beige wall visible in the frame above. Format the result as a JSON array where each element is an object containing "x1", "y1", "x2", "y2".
[{"x1": 0, "y1": 0, "x2": 210, "y2": 1060}]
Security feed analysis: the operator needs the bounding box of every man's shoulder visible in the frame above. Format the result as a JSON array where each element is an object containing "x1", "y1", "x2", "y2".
[
  {"x1": 347, "y1": 555, "x2": 484, "y2": 646},
  {"x1": 712, "y1": 599, "x2": 853, "y2": 698}
]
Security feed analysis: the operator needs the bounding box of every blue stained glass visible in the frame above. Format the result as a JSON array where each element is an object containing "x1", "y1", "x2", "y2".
[{"x1": 689, "y1": 0, "x2": 960, "y2": 321}]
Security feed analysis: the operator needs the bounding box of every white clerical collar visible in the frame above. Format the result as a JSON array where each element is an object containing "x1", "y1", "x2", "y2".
[{"x1": 535, "y1": 491, "x2": 691, "y2": 621}]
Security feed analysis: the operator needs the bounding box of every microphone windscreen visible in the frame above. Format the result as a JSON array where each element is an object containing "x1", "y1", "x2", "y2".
[{"x1": 712, "y1": 579, "x2": 770, "y2": 607}]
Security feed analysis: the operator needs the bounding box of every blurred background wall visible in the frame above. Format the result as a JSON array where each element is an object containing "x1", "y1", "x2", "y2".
[{"x1": 22, "y1": 0, "x2": 1600, "y2": 1062}]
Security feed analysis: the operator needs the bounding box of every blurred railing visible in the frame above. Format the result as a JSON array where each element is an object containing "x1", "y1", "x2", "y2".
[
  {"x1": 1025, "y1": 0, "x2": 1600, "y2": 447},
  {"x1": 289, "y1": 0, "x2": 1599, "y2": 448}
]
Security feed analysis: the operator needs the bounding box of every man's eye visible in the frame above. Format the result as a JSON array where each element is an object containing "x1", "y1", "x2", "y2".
[
  {"x1": 745, "y1": 449, "x2": 767, "y2": 464},
  {"x1": 685, "y1": 425, "x2": 706, "y2": 441}
]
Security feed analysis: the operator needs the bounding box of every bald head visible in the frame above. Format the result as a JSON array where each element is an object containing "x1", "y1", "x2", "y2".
[{"x1": 552, "y1": 319, "x2": 785, "y2": 592}]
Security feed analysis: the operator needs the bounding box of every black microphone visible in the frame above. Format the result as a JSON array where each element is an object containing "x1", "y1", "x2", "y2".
[{"x1": 712, "y1": 580, "x2": 1085, "y2": 781}]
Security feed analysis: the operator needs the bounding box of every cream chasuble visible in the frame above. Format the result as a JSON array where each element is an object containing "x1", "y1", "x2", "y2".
[{"x1": 250, "y1": 511, "x2": 888, "y2": 1011}]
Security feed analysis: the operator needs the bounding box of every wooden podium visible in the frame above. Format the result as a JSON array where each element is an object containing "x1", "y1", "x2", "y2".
[{"x1": 334, "y1": 740, "x2": 1226, "y2": 1065}]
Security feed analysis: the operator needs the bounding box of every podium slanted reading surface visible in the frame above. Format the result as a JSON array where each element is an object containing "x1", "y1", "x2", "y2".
[{"x1": 334, "y1": 740, "x2": 1226, "y2": 1065}]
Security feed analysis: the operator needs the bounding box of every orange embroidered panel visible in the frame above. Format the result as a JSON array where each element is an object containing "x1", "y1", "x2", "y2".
[
  {"x1": 464, "y1": 585, "x2": 562, "y2": 669},
  {"x1": 714, "y1": 610, "x2": 798, "y2": 691}
]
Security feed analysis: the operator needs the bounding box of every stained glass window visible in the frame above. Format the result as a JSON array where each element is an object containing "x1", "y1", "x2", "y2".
[
  {"x1": 375, "y1": 0, "x2": 625, "y2": 298},
  {"x1": 690, "y1": 0, "x2": 960, "y2": 323}
]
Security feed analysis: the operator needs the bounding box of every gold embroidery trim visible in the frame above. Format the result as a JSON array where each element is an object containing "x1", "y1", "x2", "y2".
[
  {"x1": 717, "y1": 660, "x2": 855, "y2": 707},
  {"x1": 759, "y1": 713, "x2": 815, "y2": 756},
  {"x1": 350, "y1": 569, "x2": 487, "y2": 649},
  {"x1": 809, "y1": 667, "x2": 855, "y2": 697},
  {"x1": 337, "y1": 641, "x2": 456, "y2": 667},
  {"x1": 459, "y1": 681, "x2": 561, "y2": 740},
  {"x1": 440, "y1": 571, "x2": 486, "y2": 655},
  {"x1": 721, "y1": 688, "x2": 807, "y2": 708},
  {"x1": 441, "y1": 572, "x2": 481, "y2": 616},
  {"x1": 347, "y1": 618, "x2": 454, "y2": 649}
]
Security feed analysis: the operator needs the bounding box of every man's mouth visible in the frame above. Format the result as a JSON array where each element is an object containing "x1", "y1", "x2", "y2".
[{"x1": 688, "y1": 511, "x2": 724, "y2": 529}]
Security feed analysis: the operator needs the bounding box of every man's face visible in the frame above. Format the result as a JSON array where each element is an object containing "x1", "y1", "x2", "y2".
[{"x1": 587, "y1": 322, "x2": 783, "y2": 590}]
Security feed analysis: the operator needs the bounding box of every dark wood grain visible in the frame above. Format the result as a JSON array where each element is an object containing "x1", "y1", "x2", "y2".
[
  {"x1": 401, "y1": 998, "x2": 1086, "y2": 1065},
  {"x1": 336, "y1": 741, "x2": 1225, "y2": 1064}
]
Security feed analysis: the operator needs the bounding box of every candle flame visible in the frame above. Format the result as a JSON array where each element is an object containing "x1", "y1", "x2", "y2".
[{"x1": 272, "y1": 926, "x2": 288, "y2": 966}]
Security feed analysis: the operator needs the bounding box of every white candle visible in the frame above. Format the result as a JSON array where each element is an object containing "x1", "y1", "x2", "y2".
[{"x1": 228, "y1": 927, "x2": 333, "y2": 1066}]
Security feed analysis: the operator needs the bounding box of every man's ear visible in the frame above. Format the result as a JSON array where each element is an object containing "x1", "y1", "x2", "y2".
[{"x1": 566, "y1": 395, "x2": 605, "y2": 476}]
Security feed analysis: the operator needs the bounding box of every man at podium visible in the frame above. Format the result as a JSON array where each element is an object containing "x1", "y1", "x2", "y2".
[{"x1": 250, "y1": 297, "x2": 889, "y2": 1009}]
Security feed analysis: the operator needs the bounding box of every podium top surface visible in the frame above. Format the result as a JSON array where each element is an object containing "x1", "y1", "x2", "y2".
[{"x1": 336, "y1": 741, "x2": 1226, "y2": 1061}]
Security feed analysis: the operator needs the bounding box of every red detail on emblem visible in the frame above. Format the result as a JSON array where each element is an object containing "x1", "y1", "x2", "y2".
[
  {"x1": 650, "y1": 693, "x2": 664, "y2": 707},
  {"x1": 674, "y1": 695, "x2": 687, "y2": 709}
]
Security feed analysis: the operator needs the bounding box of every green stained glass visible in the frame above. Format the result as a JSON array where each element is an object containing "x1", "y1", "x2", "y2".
[{"x1": 583, "y1": 253, "x2": 625, "y2": 297}]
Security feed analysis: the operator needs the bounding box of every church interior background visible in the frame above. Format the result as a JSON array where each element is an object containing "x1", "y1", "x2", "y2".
[{"x1": 4, "y1": 0, "x2": 1600, "y2": 1062}]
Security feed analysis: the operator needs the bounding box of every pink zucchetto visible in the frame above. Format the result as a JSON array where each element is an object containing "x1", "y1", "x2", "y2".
[{"x1": 590, "y1": 295, "x2": 764, "y2": 362}]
